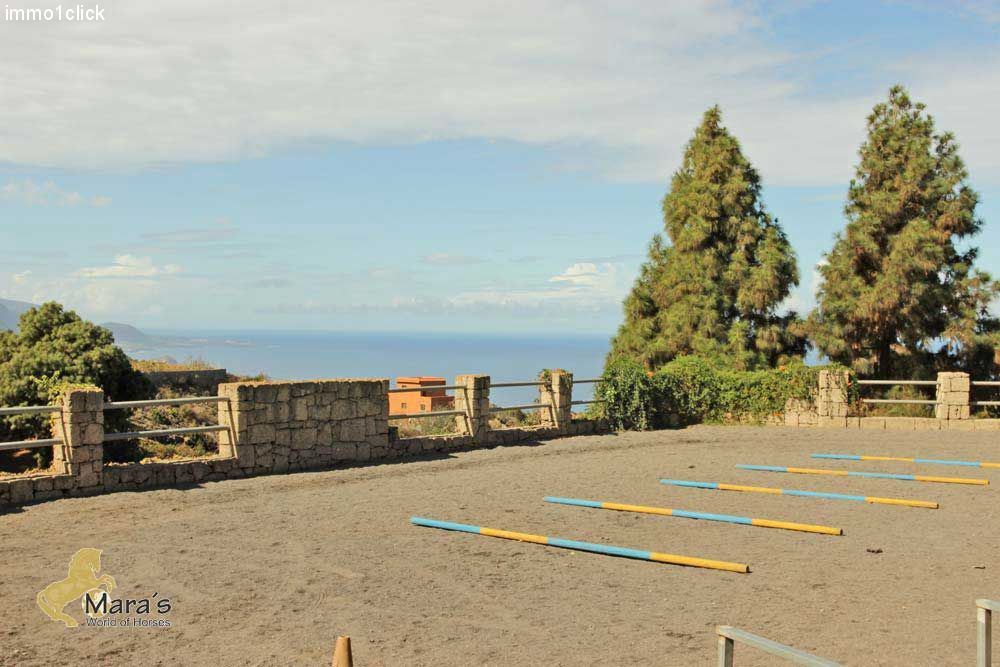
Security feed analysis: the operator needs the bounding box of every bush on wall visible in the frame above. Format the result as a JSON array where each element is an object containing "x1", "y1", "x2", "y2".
[{"x1": 596, "y1": 355, "x2": 850, "y2": 430}]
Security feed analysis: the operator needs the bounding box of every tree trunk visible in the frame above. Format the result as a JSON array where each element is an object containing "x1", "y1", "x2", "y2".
[{"x1": 876, "y1": 340, "x2": 893, "y2": 380}]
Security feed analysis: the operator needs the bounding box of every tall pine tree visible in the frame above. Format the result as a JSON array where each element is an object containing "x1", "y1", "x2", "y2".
[
  {"x1": 609, "y1": 106, "x2": 803, "y2": 370},
  {"x1": 808, "y1": 86, "x2": 999, "y2": 378}
]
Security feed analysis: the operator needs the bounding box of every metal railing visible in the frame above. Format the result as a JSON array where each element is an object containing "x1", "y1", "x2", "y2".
[
  {"x1": 387, "y1": 383, "x2": 467, "y2": 420},
  {"x1": 104, "y1": 396, "x2": 230, "y2": 410},
  {"x1": 570, "y1": 378, "x2": 603, "y2": 406},
  {"x1": 488, "y1": 379, "x2": 549, "y2": 417},
  {"x1": 0, "y1": 404, "x2": 64, "y2": 452},
  {"x1": 972, "y1": 381, "x2": 1000, "y2": 408},
  {"x1": 387, "y1": 385, "x2": 464, "y2": 393},
  {"x1": 488, "y1": 403, "x2": 548, "y2": 413},
  {"x1": 855, "y1": 379, "x2": 939, "y2": 407},
  {"x1": 102, "y1": 396, "x2": 231, "y2": 443},
  {"x1": 716, "y1": 626, "x2": 840, "y2": 666},
  {"x1": 980, "y1": 598, "x2": 998, "y2": 667}
]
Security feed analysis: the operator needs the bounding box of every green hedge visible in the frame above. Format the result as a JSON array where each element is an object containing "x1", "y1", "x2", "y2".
[{"x1": 595, "y1": 356, "x2": 849, "y2": 430}]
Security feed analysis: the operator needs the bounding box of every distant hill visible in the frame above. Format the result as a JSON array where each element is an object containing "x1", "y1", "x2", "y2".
[
  {"x1": 0, "y1": 299, "x2": 155, "y2": 350},
  {"x1": 101, "y1": 321, "x2": 154, "y2": 345},
  {"x1": 0, "y1": 298, "x2": 36, "y2": 332}
]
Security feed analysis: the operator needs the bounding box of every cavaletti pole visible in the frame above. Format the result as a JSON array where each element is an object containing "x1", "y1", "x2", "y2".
[
  {"x1": 410, "y1": 517, "x2": 749, "y2": 573},
  {"x1": 813, "y1": 453, "x2": 1000, "y2": 469},
  {"x1": 659, "y1": 478, "x2": 939, "y2": 509},
  {"x1": 543, "y1": 496, "x2": 842, "y2": 535},
  {"x1": 736, "y1": 464, "x2": 988, "y2": 486}
]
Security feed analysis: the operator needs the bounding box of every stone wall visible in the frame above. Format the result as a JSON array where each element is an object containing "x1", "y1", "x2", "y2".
[
  {"x1": 784, "y1": 370, "x2": 1000, "y2": 431},
  {"x1": 215, "y1": 378, "x2": 389, "y2": 474},
  {"x1": 1, "y1": 373, "x2": 608, "y2": 508}
]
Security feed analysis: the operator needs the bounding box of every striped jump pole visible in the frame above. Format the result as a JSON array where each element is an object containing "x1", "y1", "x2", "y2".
[
  {"x1": 736, "y1": 464, "x2": 988, "y2": 486},
  {"x1": 813, "y1": 453, "x2": 1000, "y2": 469},
  {"x1": 410, "y1": 517, "x2": 749, "y2": 573},
  {"x1": 543, "y1": 496, "x2": 842, "y2": 535},
  {"x1": 659, "y1": 479, "x2": 939, "y2": 509}
]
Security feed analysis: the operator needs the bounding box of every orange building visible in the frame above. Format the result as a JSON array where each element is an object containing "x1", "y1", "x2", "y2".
[{"x1": 389, "y1": 376, "x2": 455, "y2": 415}]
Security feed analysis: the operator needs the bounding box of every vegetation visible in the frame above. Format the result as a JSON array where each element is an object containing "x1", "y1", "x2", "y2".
[
  {"x1": 609, "y1": 106, "x2": 804, "y2": 372},
  {"x1": 808, "y1": 86, "x2": 1000, "y2": 379},
  {"x1": 596, "y1": 356, "x2": 844, "y2": 431},
  {"x1": 0, "y1": 303, "x2": 153, "y2": 468},
  {"x1": 130, "y1": 357, "x2": 217, "y2": 372}
]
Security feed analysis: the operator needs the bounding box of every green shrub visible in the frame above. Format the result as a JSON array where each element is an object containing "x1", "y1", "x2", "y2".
[
  {"x1": 594, "y1": 358, "x2": 656, "y2": 430},
  {"x1": 597, "y1": 355, "x2": 851, "y2": 430},
  {"x1": 1, "y1": 303, "x2": 153, "y2": 468}
]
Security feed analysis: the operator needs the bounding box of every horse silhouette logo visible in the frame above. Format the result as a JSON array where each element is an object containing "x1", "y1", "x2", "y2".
[{"x1": 36, "y1": 548, "x2": 116, "y2": 627}]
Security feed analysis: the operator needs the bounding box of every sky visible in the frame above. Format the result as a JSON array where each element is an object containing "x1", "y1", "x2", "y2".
[{"x1": 1, "y1": 0, "x2": 999, "y2": 335}]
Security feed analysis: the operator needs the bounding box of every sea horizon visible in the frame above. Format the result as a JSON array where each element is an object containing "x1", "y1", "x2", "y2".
[{"x1": 130, "y1": 328, "x2": 615, "y2": 403}]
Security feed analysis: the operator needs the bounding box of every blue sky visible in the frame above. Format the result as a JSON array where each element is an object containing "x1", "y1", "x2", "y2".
[{"x1": 1, "y1": 1, "x2": 999, "y2": 334}]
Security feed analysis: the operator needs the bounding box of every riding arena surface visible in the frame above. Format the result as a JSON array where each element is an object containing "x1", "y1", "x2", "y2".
[{"x1": 1, "y1": 425, "x2": 997, "y2": 666}]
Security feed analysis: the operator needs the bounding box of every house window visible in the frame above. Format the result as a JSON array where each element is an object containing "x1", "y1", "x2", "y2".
[
  {"x1": 420, "y1": 404, "x2": 427, "y2": 411},
  {"x1": 400, "y1": 402, "x2": 407, "y2": 409}
]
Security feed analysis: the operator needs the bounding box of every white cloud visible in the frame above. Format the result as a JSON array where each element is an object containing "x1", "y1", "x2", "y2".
[
  {"x1": 421, "y1": 252, "x2": 485, "y2": 266},
  {"x1": 78, "y1": 255, "x2": 182, "y2": 279},
  {"x1": 0, "y1": 179, "x2": 112, "y2": 207},
  {"x1": 12, "y1": 270, "x2": 31, "y2": 285},
  {"x1": 452, "y1": 261, "x2": 626, "y2": 309},
  {"x1": 780, "y1": 259, "x2": 827, "y2": 315},
  {"x1": 4, "y1": 2, "x2": 996, "y2": 185}
]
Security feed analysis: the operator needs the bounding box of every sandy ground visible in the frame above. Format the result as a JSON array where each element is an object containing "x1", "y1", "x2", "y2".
[{"x1": 2, "y1": 425, "x2": 999, "y2": 666}]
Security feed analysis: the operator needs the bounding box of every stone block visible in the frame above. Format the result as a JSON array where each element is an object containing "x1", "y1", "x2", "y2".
[
  {"x1": 291, "y1": 427, "x2": 317, "y2": 450},
  {"x1": 249, "y1": 424, "x2": 276, "y2": 443},
  {"x1": 948, "y1": 405, "x2": 971, "y2": 420},
  {"x1": 289, "y1": 382, "x2": 312, "y2": 397},
  {"x1": 10, "y1": 479, "x2": 35, "y2": 504},
  {"x1": 340, "y1": 419, "x2": 366, "y2": 442},
  {"x1": 175, "y1": 465, "x2": 195, "y2": 484},
  {"x1": 972, "y1": 419, "x2": 1000, "y2": 431},
  {"x1": 192, "y1": 461, "x2": 210, "y2": 481},
  {"x1": 309, "y1": 403, "x2": 332, "y2": 420},
  {"x1": 860, "y1": 417, "x2": 886, "y2": 430},
  {"x1": 331, "y1": 400, "x2": 354, "y2": 420},
  {"x1": 291, "y1": 398, "x2": 311, "y2": 421},
  {"x1": 54, "y1": 474, "x2": 75, "y2": 490},
  {"x1": 884, "y1": 417, "x2": 915, "y2": 431},
  {"x1": 946, "y1": 419, "x2": 976, "y2": 431},
  {"x1": 255, "y1": 384, "x2": 278, "y2": 403},
  {"x1": 66, "y1": 391, "x2": 87, "y2": 411},
  {"x1": 76, "y1": 464, "x2": 100, "y2": 487},
  {"x1": 236, "y1": 444, "x2": 255, "y2": 469},
  {"x1": 154, "y1": 465, "x2": 176, "y2": 487},
  {"x1": 85, "y1": 393, "x2": 103, "y2": 412},
  {"x1": 83, "y1": 423, "x2": 103, "y2": 445},
  {"x1": 330, "y1": 443, "x2": 356, "y2": 460}
]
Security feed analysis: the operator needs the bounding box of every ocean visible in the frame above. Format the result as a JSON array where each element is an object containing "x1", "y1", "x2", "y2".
[{"x1": 134, "y1": 330, "x2": 612, "y2": 403}]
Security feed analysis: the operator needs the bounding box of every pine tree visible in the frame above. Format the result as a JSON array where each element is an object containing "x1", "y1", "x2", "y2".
[
  {"x1": 609, "y1": 106, "x2": 803, "y2": 370},
  {"x1": 808, "y1": 86, "x2": 1000, "y2": 378}
]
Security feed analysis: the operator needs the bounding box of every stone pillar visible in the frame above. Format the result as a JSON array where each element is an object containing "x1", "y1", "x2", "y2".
[
  {"x1": 50, "y1": 387, "x2": 104, "y2": 490},
  {"x1": 217, "y1": 382, "x2": 256, "y2": 471},
  {"x1": 539, "y1": 371, "x2": 573, "y2": 428},
  {"x1": 817, "y1": 370, "x2": 850, "y2": 420},
  {"x1": 935, "y1": 372, "x2": 970, "y2": 420},
  {"x1": 455, "y1": 374, "x2": 490, "y2": 440}
]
